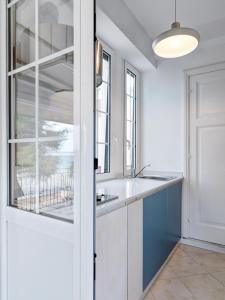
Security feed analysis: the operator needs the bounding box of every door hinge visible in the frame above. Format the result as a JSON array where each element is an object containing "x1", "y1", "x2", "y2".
[
  {"x1": 94, "y1": 253, "x2": 97, "y2": 281},
  {"x1": 94, "y1": 158, "x2": 98, "y2": 170}
]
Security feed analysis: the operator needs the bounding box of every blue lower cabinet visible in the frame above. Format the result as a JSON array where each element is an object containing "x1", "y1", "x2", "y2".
[
  {"x1": 143, "y1": 189, "x2": 168, "y2": 290},
  {"x1": 143, "y1": 182, "x2": 182, "y2": 291},
  {"x1": 167, "y1": 182, "x2": 182, "y2": 253}
]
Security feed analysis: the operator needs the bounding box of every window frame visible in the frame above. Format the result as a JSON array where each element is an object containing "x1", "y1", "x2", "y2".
[
  {"x1": 96, "y1": 42, "x2": 112, "y2": 176},
  {"x1": 7, "y1": 0, "x2": 75, "y2": 220},
  {"x1": 124, "y1": 62, "x2": 140, "y2": 176}
]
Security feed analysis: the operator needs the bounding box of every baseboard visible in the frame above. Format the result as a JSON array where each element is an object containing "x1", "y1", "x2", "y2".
[
  {"x1": 141, "y1": 241, "x2": 180, "y2": 299},
  {"x1": 181, "y1": 237, "x2": 225, "y2": 254}
]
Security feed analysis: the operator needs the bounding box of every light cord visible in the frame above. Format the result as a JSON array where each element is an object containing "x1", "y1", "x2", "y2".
[{"x1": 175, "y1": 0, "x2": 177, "y2": 22}]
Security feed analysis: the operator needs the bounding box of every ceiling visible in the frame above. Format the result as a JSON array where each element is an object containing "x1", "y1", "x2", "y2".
[{"x1": 123, "y1": 0, "x2": 225, "y2": 42}]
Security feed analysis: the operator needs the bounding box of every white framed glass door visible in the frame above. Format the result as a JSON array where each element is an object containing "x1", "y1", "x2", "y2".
[{"x1": 0, "y1": 0, "x2": 94, "y2": 299}]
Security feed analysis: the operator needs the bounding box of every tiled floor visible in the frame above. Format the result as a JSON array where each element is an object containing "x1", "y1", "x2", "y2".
[{"x1": 145, "y1": 244, "x2": 225, "y2": 300}]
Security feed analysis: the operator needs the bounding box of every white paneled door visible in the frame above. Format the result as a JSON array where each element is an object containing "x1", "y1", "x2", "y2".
[{"x1": 188, "y1": 65, "x2": 225, "y2": 245}]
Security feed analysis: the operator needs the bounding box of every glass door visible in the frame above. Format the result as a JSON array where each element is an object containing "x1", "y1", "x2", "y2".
[{"x1": 0, "y1": 0, "x2": 94, "y2": 299}]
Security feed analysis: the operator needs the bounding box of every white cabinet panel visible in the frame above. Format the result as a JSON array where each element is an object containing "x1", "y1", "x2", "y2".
[
  {"x1": 96, "y1": 207, "x2": 127, "y2": 300},
  {"x1": 128, "y1": 200, "x2": 143, "y2": 300}
]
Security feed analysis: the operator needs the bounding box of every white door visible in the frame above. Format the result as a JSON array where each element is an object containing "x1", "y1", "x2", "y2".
[
  {"x1": 189, "y1": 65, "x2": 225, "y2": 245},
  {"x1": 0, "y1": 0, "x2": 94, "y2": 299}
]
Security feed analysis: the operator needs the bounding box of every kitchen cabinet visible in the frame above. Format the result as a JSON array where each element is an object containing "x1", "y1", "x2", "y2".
[
  {"x1": 127, "y1": 200, "x2": 143, "y2": 300},
  {"x1": 96, "y1": 180, "x2": 182, "y2": 299},
  {"x1": 143, "y1": 182, "x2": 182, "y2": 290},
  {"x1": 167, "y1": 182, "x2": 182, "y2": 253},
  {"x1": 143, "y1": 189, "x2": 168, "y2": 290},
  {"x1": 96, "y1": 207, "x2": 127, "y2": 300}
]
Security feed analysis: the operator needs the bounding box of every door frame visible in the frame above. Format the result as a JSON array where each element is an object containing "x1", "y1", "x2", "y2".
[
  {"x1": 0, "y1": 0, "x2": 95, "y2": 299},
  {"x1": 183, "y1": 61, "x2": 225, "y2": 239}
]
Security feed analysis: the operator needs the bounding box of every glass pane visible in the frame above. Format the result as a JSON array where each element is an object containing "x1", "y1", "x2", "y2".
[
  {"x1": 10, "y1": 68, "x2": 35, "y2": 139},
  {"x1": 126, "y1": 70, "x2": 136, "y2": 98},
  {"x1": 10, "y1": 143, "x2": 36, "y2": 211},
  {"x1": 96, "y1": 143, "x2": 109, "y2": 174},
  {"x1": 126, "y1": 96, "x2": 134, "y2": 122},
  {"x1": 39, "y1": 140, "x2": 74, "y2": 222},
  {"x1": 97, "y1": 82, "x2": 109, "y2": 112},
  {"x1": 126, "y1": 72, "x2": 131, "y2": 95},
  {"x1": 97, "y1": 112, "x2": 109, "y2": 144},
  {"x1": 126, "y1": 121, "x2": 135, "y2": 147},
  {"x1": 126, "y1": 145, "x2": 132, "y2": 168},
  {"x1": 9, "y1": 0, "x2": 35, "y2": 70},
  {"x1": 102, "y1": 52, "x2": 110, "y2": 83},
  {"x1": 130, "y1": 73, "x2": 136, "y2": 98},
  {"x1": 39, "y1": 53, "x2": 74, "y2": 137},
  {"x1": 39, "y1": 0, "x2": 73, "y2": 58}
]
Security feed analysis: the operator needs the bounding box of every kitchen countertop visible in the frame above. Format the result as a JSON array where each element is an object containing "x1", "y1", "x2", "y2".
[
  {"x1": 41, "y1": 175, "x2": 183, "y2": 221},
  {"x1": 96, "y1": 176, "x2": 183, "y2": 218}
]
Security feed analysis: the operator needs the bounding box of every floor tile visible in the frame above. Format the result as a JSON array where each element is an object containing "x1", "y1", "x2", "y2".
[
  {"x1": 179, "y1": 244, "x2": 213, "y2": 257},
  {"x1": 194, "y1": 253, "x2": 225, "y2": 272},
  {"x1": 157, "y1": 265, "x2": 177, "y2": 280},
  {"x1": 144, "y1": 291, "x2": 155, "y2": 300},
  {"x1": 147, "y1": 245, "x2": 225, "y2": 300},
  {"x1": 211, "y1": 271, "x2": 225, "y2": 287},
  {"x1": 173, "y1": 247, "x2": 190, "y2": 259},
  {"x1": 168, "y1": 255, "x2": 207, "y2": 277},
  {"x1": 151, "y1": 278, "x2": 194, "y2": 300},
  {"x1": 181, "y1": 274, "x2": 225, "y2": 300}
]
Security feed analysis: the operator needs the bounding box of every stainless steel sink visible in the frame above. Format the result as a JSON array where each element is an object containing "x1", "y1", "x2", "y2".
[{"x1": 138, "y1": 175, "x2": 177, "y2": 181}]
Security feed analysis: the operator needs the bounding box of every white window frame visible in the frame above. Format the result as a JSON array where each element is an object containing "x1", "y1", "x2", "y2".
[
  {"x1": 124, "y1": 62, "x2": 140, "y2": 177},
  {"x1": 96, "y1": 41, "x2": 115, "y2": 181},
  {"x1": 96, "y1": 48, "x2": 111, "y2": 175}
]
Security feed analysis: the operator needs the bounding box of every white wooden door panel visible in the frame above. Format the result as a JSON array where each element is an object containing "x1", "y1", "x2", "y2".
[{"x1": 189, "y1": 67, "x2": 225, "y2": 245}]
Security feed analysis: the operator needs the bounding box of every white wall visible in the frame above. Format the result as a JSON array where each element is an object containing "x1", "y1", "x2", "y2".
[
  {"x1": 141, "y1": 40, "x2": 225, "y2": 173},
  {"x1": 96, "y1": 0, "x2": 156, "y2": 68}
]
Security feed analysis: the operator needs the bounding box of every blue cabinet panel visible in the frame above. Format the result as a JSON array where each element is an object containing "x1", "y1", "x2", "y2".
[
  {"x1": 143, "y1": 182, "x2": 182, "y2": 291},
  {"x1": 167, "y1": 182, "x2": 182, "y2": 253},
  {"x1": 143, "y1": 189, "x2": 167, "y2": 290}
]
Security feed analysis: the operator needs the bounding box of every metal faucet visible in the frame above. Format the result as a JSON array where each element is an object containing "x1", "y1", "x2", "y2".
[{"x1": 132, "y1": 163, "x2": 151, "y2": 178}]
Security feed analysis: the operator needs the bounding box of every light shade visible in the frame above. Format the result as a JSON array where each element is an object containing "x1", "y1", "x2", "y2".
[{"x1": 152, "y1": 22, "x2": 200, "y2": 58}]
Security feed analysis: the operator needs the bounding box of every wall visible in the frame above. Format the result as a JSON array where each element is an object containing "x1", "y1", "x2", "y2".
[
  {"x1": 96, "y1": 0, "x2": 156, "y2": 68},
  {"x1": 141, "y1": 39, "x2": 225, "y2": 173}
]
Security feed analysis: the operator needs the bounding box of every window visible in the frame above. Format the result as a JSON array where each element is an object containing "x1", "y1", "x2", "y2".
[
  {"x1": 124, "y1": 65, "x2": 137, "y2": 175},
  {"x1": 8, "y1": 0, "x2": 74, "y2": 222},
  {"x1": 96, "y1": 51, "x2": 111, "y2": 174}
]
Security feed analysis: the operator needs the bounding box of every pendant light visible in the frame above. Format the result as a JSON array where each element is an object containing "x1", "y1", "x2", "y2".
[{"x1": 152, "y1": 0, "x2": 200, "y2": 58}]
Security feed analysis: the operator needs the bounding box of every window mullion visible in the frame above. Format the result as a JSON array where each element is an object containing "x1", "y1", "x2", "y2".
[{"x1": 35, "y1": 0, "x2": 39, "y2": 213}]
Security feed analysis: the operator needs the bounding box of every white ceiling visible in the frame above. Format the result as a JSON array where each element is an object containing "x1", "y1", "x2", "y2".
[{"x1": 123, "y1": 0, "x2": 225, "y2": 42}]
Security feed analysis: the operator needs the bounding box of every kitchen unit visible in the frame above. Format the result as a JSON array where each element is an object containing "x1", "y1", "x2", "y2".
[{"x1": 96, "y1": 177, "x2": 182, "y2": 300}]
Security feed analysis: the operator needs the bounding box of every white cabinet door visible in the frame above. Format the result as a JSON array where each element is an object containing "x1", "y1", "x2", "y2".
[
  {"x1": 96, "y1": 207, "x2": 127, "y2": 300},
  {"x1": 128, "y1": 200, "x2": 143, "y2": 300},
  {"x1": 189, "y1": 66, "x2": 225, "y2": 245}
]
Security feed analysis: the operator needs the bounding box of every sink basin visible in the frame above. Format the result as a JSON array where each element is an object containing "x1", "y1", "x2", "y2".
[{"x1": 138, "y1": 175, "x2": 177, "y2": 181}]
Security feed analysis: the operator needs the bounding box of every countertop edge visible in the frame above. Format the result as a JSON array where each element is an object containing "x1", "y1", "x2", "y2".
[{"x1": 96, "y1": 177, "x2": 183, "y2": 218}]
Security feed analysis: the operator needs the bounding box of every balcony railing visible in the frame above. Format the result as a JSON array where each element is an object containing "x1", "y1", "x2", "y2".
[{"x1": 14, "y1": 170, "x2": 73, "y2": 212}]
